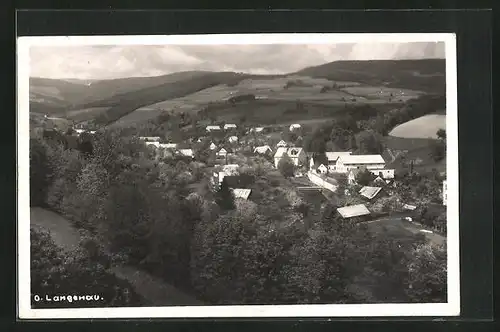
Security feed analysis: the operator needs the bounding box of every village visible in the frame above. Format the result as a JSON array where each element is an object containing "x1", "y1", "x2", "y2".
[{"x1": 68, "y1": 120, "x2": 447, "y2": 236}]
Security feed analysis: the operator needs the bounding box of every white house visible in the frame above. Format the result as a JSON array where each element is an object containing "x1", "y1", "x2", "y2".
[
  {"x1": 206, "y1": 125, "x2": 221, "y2": 132},
  {"x1": 159, "y1": 143, "x2": 177, "y2": 149},
  {"x1": 231, "y1": 188, "x2": 252, "y2": 200},
  {"x1": 276, "y1": 140, "x2": 288, "y2": 148},
  {"x1": 274, "y1": 147, "x2": 307, "y2": 168},
  {"x1": 139, "y1": 136, "x2": 161, "y2": 141},
  {"x1": 145, "y1": 141, "x2": 160, "y2": 148},
  {"x1": 217, "y1": 147, "x2": 228, "y2": 158},
  {"x1": 347, "y1": 169, "x2": 360, "y2": 185},
  {"x1": 369, "y1": 168, "x2": 395, "y2": 179},
  {"x1": 334, "y1": 154, "x2": 386, "y2": 173},
  {"x1": 442, "y1": 180, "x2": 447, "y2": 206},
  {"x1": 316, "y1": 164, "x2": 328, "y2": 174},
  {"x1": 224, "y1": 124, "x2": 237, "y2": 130},
  {"x1": 254, "y1": 145, "x2": 273, "y2": 155},
  {"x1": 228, "y1": 136, "x2": 239, "y2": 143},
  {"x1": 209, "y1": 142, "x2": 217, "y2": 150},
  {"x1": 177, "y1": 149, "x2": 194, "y2": 158},
  {"x1": 289, "y1": 123, "x2": 301, "y2": 131},
  {"x1": 250, "y1": 127, "x2": 264, "y2": 133}
]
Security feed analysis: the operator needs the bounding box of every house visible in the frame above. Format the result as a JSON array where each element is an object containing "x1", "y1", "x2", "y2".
[
  {"x1": 403, "y1": 204, "x2": 417, "y2": 211},
  {"x1": 273, "y1": 147, "x2": 307, "y2": 168},
  {"x1": 177, "y1": 149, "x2": 194, "y2": 158},
  {"x1": 145, "y1": 141, "x2": 160, "y2": 148},
  {"x1": 250, "y1": 127, "x2": 264, "y2": 133},
  {"x1": 224, "y1": 124, "x2": 237, "y2": 130},
  {"x1": 289, "y1": 123, "x2": 301, "y2": 131},
  {"x1": 159, "y1": 143, "x2": 177, "y2": 149},
  {"x1": 369, "y1": 168, "x2": 395, "y2": 179},
  {"x1": 213, "y1": 164, "x2": 240, "y2": 185},
  {"x1": 325, "y1": 151, "x2": 353, "y2": 172},
  {"x1": 206, "y1": 125, "x2": 221, "y2": 132},
  {"x1": 373, "y1": 176, "x2": 385, "y2": 185},
  {"x1": 316, "y1": 164, "x2": 328, "y2": 174},
  {"x1": 217, "y1": 147, "x2": 228, "y2": 158},
  {"x1": 139, "y1": 136, "x2": 161, "y2": 141},
  {"x1": 359, "y1": 186, "x2": 382, "y2": 200},
  {"x1": 231, "y1": 188, "x2": 252, "y2": 200},
  {"x1": 337, "y1": 204, "x2": 371, "y2": 219},
  {"x1": 209, "y1": 142, "x2": 217, "y2": 150},
  {"x1": 442, "y1": 180, "x2": 447, "y2": 206},
  {"x1": 276, "y1": 140, "x2": 288, "y2": 148},
  {"x1": 228, "y1": 135, "x2": 239, "y2": 143},
  {"x1": 254, "y1": 145, "x2": 273, "y2": 155},
  {"x1": 334, "y1": 154, "x2": 386, "y2": 173}
]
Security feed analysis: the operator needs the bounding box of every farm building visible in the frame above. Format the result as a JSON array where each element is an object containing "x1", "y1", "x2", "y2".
[
  {"x1": 254, "y1": 145, "x2": 273, "y2": 155},
  {"x1": 274, "y1": 147, "x2": 307, "y2": 168},
  {"x1": 206, "y1": 125, "x2": 221, "y2": 132},
  {"x1": 231, "y1": 188, "x2": 252, "y2": 200},
  {"x1": 228, "y1": 135, "x2": 239, "y2": 143},
  {"x1": 334, "y1": 154, "x2": 386, "y2": 173},
  {"x1": 289, "y1": 124, "x2": 301, "y2": 131},
  {"x1": 324, "y1": 152, "x2": 353, "y2": 172},
  {"x1": 209, "y1": 142, "x2": 217, "y2": 150},
  {"x1": 316, "y1": 164, "x2": 328, "y2": 174},
  {"x1": 224, "y1": 124, "x2": 237, "y2": 130},
  {"x1": 337, "y1": 204, "x2": 371, "y2": 219},
  {"x1": 359, "y1": 186, "x2": 383, "y2": 200},
  {"x1": 276, "y1": 140, "x2": 288, "y2": 148}
]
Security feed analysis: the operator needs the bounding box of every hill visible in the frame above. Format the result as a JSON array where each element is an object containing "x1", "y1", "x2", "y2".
[
  {"x1": 295, "y1": 59, "x2": 446, "y2": 93},
  {"x1": 29, "y1": 71, "x2": 213, "y2": 110}
]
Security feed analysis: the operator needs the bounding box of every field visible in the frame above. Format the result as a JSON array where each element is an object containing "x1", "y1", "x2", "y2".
[
  {"x1": 389, "y1": 114, "x2": 446, "y2": 139},
  {"x1": 65, "y1": 107, "x2": 111, "y2": 123}
]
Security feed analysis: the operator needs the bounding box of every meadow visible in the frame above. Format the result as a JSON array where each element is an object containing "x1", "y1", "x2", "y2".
[{"x1": 389, "y1": 114, "x2": 446, "y2": 139}]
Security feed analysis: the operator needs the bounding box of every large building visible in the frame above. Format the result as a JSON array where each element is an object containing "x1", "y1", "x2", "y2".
[
  {"x1": 333, "y1": 154, "x2": 386, "y2": 173},
  {"x1": 274, "y1": 147, "x2": 307, "y2": 168}
]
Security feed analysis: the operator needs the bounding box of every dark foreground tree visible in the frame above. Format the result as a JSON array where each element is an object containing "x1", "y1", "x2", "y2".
[
  {"x1": 278, "y1": 154, "x2": 295, "y2": 178},
  {"x1": 31, "y1": 227, "x2": 144, "y2": 308},
  {"x1": 29, "y1": 138, "x2": 52, "y2": 207},
  {"x1": 215, "y1": 178, "x2": 235, "y2": 211}
]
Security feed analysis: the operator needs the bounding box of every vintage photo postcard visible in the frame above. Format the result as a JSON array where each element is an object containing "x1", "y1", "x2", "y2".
[{"x1": 17, "y1": 33, "x2": 459, "y2": 319}]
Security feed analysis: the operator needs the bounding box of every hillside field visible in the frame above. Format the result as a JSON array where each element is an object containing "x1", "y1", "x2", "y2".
[{"x1": 389, "y1": 114, "x2": 446, "y2": 139}]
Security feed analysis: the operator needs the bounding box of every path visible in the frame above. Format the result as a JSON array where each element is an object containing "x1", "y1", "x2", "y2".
[{"x1": 30, "y1": 207, "x2": 203, "y2": 306}]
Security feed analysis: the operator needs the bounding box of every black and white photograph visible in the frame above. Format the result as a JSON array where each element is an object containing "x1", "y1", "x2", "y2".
[{"x1": 17, "y1": 33, "x2": 459, "y2": 319}]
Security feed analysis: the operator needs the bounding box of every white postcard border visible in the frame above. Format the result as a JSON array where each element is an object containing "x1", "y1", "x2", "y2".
[{"x1": 17, "y1": 33, "x2": 459, "y2": 319}]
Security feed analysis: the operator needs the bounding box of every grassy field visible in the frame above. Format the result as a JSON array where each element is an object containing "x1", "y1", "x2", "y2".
[
  {"x1": 65, "y1": 107, "x2": 111, "y2": 123},
  {"x1": 389, "y1": 114, "x2": 446, "y2": 139}
]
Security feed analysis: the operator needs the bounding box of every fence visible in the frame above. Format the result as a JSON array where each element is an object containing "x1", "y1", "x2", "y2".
[{"x1": 307, "y1": 171, "x2": 338, "y2": 193}]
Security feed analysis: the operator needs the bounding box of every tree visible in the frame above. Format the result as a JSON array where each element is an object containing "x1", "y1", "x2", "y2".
[
  {"x1": 215, "y1": 178, "x2": 235, "y2": 211},
  {"x1": 277, "y1": 154, "x2": 295, "y2": 178},
  {"x1": 30, "y1": 138, "x2": 53, "y2": 207},
  {"x1": 405, "y1": 243, "x2": 447, "y2": 303},
  {"x1": 436, "y1": 128, "x2": 446, "y2": 140},
  {"x1": 30, "y1": 227, "x2": 143, "y2": 308},
  {"x1": 355, "y1": 130, "x2": 384, "y2": 154},
  {"x1": 355, "y1": 167, "x2": 376, "y2": 186},
  {"x1": 429, "y1": 139, "x2": 446, "y2": 162}
]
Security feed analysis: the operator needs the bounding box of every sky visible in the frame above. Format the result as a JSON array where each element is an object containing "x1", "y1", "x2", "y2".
[{"x1": 29, "y1": 41, "x2": 445, "y2": 80}]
